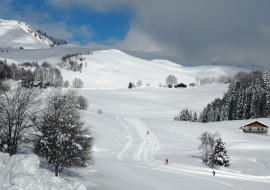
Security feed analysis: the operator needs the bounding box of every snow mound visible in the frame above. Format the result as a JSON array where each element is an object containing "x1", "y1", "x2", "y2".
[{"x1": 0, "y1": 153, "x2": 86, "y2": 190}]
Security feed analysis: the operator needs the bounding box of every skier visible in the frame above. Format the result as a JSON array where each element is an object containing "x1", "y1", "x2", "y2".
[
  {"x1": 212, "y1": 170, "x2": 215, "y2": 176},
  {"x1": 147, "y1": 131, "x2": 149, "y2": 135},
  {"x1": 166, "y1": 158, "x2": 168, "y2": 164}
]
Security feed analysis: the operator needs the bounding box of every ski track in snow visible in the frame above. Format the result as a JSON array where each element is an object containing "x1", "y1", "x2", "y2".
[{"x1": 116, "y1": 117, "x2": 270, "y2": 188}]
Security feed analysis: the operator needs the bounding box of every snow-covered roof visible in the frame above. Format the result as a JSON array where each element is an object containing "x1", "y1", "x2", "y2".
[{"x1": 241, "y1": 120, "x2": 269, "y2": 127}]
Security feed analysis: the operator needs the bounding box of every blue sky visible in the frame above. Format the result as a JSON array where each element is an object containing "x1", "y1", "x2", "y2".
[
  {"x1": 1, "y1": 0, "x2": 133, "y2": 45},
  {"x1": 1, "y1": 0, "x2": 270, "y2": 68}
]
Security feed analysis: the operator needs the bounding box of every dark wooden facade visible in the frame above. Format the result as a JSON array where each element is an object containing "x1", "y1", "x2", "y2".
[{"x1": 174, "y1": 83, "x2": 187, "y2": 88}]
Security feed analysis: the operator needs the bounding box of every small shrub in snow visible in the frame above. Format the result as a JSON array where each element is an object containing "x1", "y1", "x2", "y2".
[
  {"x1": 63, "y1": 80, "x2": 69, "y2": 88},
  {"x1": 97, "y1": 109, "x2": 103, "y2": 114},
  {"x1": 76, "y1": 95, "x2": 89, "y2": 110}
]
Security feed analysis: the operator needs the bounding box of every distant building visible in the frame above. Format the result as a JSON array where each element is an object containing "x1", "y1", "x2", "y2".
[
  {"x1": 242, "y1": 120, "x2": 268, "y2": 133},
  {"x1": 174, "y1": 83, "x2": 187, "y2": 88},
  {"x1": 189, "y1": 83, "x2": 195, "y2": 87}
]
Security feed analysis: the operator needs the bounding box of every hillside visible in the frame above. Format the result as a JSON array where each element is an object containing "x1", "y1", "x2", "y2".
[
  {"x1": 0, "y1": 19, "x2": 66, "y2": 49},
  {"x1": 1, "y1": 19, "x2": 270, "y2": 190},
  {"x1": 60, "y1": 49, "x2": 251, "y2": 88}
]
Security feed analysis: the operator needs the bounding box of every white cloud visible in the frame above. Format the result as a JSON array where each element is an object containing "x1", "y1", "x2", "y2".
[{"x1": 112, "y1": 28, "x2": 163, "y2": 52}]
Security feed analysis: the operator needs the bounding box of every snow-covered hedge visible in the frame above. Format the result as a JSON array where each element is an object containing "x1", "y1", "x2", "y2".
[{"x1": 0, "y1": 153, "x2": 86, "y2": 190}]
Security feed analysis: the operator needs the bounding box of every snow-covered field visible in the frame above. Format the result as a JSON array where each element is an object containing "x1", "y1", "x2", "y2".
[
  {"x1": 66, "y1": 85, "x2": 270, "y2": 190},
  {"x1": 1, "y1": 20, "x2": 270, "y2": 189}
]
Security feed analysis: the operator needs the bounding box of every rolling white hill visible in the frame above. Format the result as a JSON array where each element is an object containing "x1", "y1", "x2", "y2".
[{"x1": 1, "y1": 19, "x2": 270, "y2": 190}]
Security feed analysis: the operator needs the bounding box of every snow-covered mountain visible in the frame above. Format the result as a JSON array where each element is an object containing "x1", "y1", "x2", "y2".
[
  {"x1": 1, "y1": 19, "x2": 270, "y2": 190},
  {"x1": 0, "y1": 19, "x2": 67, "y2": 49},
  {"x1": 37, "y1": 30, "x2": 67, "y2": 46}
]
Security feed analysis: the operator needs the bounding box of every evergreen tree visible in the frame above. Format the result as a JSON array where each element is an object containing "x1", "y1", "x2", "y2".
[
  {"x1": 208, "y1": 138, "x2": 230, "y2": 168},
  {"x1": 188, "y1": 110, "x2": 192, "y2": 121},
  {"x1": 250, "y1": 87, "x2": 258, "y2": 119},
  {"x1": 192, "y1": 111, "x2": 197, "y2": 122},
  {"x1": 214, "y1": 108, "x2": 221, "y2": 122},
  {"x1": 128, "y1": 82, "x2": 133, "y2": 89}
]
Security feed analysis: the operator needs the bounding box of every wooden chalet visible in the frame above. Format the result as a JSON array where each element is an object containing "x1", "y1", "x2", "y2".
[
  {"x1": 242, "y1": 120, "x2": 268, "y2": 133},
  {"x1": 189, "y1": 83, "x2": 195, "y2": 87},
  {"x1": 33, "y1": 81, "x2": 42, "y2": 88},
  {"x1": 174, "y1": 83, "x2": 187, "y2": 88}
]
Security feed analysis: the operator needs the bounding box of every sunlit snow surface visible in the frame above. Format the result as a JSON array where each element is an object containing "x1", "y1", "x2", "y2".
[
  {"x1": 0, "y1": 153, "x2": 86, "y2": 189},
  {"x1": 64, "y1": 86, "x2": 270, "y2": 190},
  {"x1": 0, "y1": 20, "x2": 50, "y2": 49},
  {"x1": 0, "y1": 26, "x2": 269, "y2": 189}
]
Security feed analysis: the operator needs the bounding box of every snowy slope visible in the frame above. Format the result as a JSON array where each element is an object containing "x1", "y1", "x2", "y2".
[
  {"x1": 70, "y1": 85, "x2": 270, "y2": 189},
  {"x1": 0, "y1": 19, "x2": 62, "y2": 49},
  {"x1": 61, "y1": 49, "x2": 251, "y2": 88},
  {"x1": 0, "y1": 44, "x2": 252, "y2": 88}
]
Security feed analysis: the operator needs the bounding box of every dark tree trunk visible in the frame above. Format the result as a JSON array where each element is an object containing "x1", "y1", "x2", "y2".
[{"x1": 55, "y1": 165, "x2": 59, "y2": 176}]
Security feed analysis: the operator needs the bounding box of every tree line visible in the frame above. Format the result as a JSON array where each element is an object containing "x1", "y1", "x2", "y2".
[
  {"x1": 175, "y1": 71, "x2": 270, "y2": 123},
  {"x1": 0, "y1": 59, "x2": 63, "y2": 88}
]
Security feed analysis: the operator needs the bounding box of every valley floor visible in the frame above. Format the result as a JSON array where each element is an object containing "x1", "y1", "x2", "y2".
[{"x1": 63, "y1": 85, "x2": 270, "y2": 189}]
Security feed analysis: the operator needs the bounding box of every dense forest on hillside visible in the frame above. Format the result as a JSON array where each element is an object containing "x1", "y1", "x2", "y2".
[
  {"x1": 199, "y1": 71, "x2": 270, "y2": 122},
  {"x1": 174, "y1": 70, "x2": 270, "y2": 123}
]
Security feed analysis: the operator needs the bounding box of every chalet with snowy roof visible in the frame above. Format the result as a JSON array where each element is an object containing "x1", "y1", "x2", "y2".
[
  {"x1": 189, "y1": 83, "x2": 195, "y2": 87},
  {"x1": 242, "y1": 121, "x2": 268, "y2": 133},
  {"x1": 33, "y1": 81, "x2": 42, "y2": 88},
  {"x1": 174, "y1": 83, "x2": 187, "y2": 88}
]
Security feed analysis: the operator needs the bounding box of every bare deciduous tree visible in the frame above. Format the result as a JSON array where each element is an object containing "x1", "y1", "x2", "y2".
[
  {"x1": 136, "y1": 80, "x2": 143, "y2": 88},
  {"x1": 198, "y1": 131, "x2": 220, "y2": 163},
  {"x1": 0, "y1": 86, "x2": 40, "y2": 155},
  {"x1": 72, "y1": 78, "x2": 83, "y2": 88},
  {"x1": 76, "y1": 95, "x2": 89, "y2": 110},
  {"x1": 33, "y1": 90, "x2": 93, "y2": 176},
  {"x1": 165, "y1": 75, "x2": 177, "y2": 88}
]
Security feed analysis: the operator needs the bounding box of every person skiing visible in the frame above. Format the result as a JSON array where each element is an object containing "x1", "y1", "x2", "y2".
[
  {"x1": 147, "y1": 131, "x2": 149, "y2": 135},
  {"x1": 166, "y1": 158, "x2": 168, "y2": 164},
  {"x1": 212, "y1": 170, "x2": 215, "y2": 176}
]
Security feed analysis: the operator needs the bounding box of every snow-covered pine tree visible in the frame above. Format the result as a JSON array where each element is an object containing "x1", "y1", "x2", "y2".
[
  {"x1": 179, "y1": 108, "x2": 190, "y2": 121},
  {"x1": 208, "y1": 107, "x2": 215, "y2": 122},
  {"x1": 192, "y1": 111, "x2": 197, "y2": 122},
  {"x1": 214, "y1": 108, "x2": 221, "y2": 122},
  {"x1": 34, "y1": 90, "x2": 93, "y2": 176},
  {"x1": 236, "y1": 91, "x2": 243, "y2": 120},
  {"x1": 128, "y1": 82, "x2": 133, "y2": 89},
  {"x1": 188, "y1": 110, "x2": 192, "y2": 121},
  {"x1": 223, "y1": 96, "x2": 231, "y2": 121},
  {"x1": 250, "y1": 86, "x2": 258, "y2": 119},
  {"x1": 200, "y1": 108, "x2": 208, "y2": 123},
  {"x1": 243, "y1": 88, "x2": 251, "y2": 119},
  {"x1": 208, "y1": 137, "x2": 230, "y2": 168}
]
